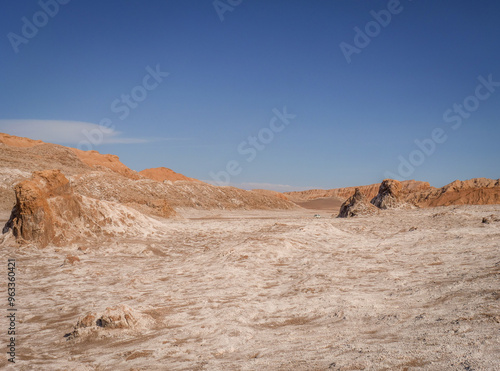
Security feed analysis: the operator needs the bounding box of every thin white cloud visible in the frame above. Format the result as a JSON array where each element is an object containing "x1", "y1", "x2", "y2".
[{"x1": 0, "y1": 119, "x2": 175, "y2": 145}]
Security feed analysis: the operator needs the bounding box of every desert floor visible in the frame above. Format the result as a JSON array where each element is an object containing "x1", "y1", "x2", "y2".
[{"x1": 1, "y1": 205, "x2": 499, "y2": 370}]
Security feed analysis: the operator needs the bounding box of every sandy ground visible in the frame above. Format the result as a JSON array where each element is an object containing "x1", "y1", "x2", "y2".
[
  {"x1": 1, "y1": 205, "x2": 499, "y2": 370},
  {"x1": 293, "y1": 197, "x2": 344, "y2": 211}
]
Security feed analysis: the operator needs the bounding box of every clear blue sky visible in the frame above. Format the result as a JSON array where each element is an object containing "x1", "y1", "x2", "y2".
[{"x1": 1, "y1": 0, "x2": 499, "y2": 191}]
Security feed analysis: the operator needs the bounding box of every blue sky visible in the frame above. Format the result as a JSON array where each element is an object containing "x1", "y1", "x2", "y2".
[{"x1": 1, "y1": 0, "x2": 499, "y2": 191}]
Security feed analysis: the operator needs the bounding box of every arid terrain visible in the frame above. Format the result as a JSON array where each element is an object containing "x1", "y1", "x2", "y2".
[
  {"x1": 1, "y1": 206, "x2": 500, "y2": 370},
  {"x1": 1, "y1": 133, "x2": 499, "y2": 370}
]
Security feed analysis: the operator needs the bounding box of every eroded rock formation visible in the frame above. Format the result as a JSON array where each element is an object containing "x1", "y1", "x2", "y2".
[
  {"x1": 286, "y1": 180, "x2": 431, "y2": 202},
  {"x1": 407, "y1": 178, "x2": 500, "y2": 207},
  {"x1": 3, "y1": 170, "x2": 81, "y2": 247},
  {"x1": 337, "y1": 188, "x2": 379, "y2": 218},
  {"x1": 2, "y1": 169, "x2": 176, "y2": 247},
  {"x1": 370, "y1": 179, "x2": 405, "y2": 209}
]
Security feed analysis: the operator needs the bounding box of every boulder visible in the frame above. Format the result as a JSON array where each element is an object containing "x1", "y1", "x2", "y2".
[
  {"x1": 66, "y1": 304, "x2": 154, "y2": 340},
  {"x1": 482, "y1": 215, "x2": 500, "y2": 224},
  {"x1": 337, "y1": 188, "x2": 379, "y2": 218}
]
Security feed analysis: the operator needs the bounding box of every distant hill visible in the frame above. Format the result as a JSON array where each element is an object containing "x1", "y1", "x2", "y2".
[
  {"x1": 285, "y1": 178, "x2": 500, "y2": 209},
  {"x1": 285, "y1": 180, "x2": 431, "y2": 202},
  {"x1": 0, "y1": 132, "x2": 296, "y2": 215},
  {"x1": 139, "y1": 167, "x2": 203, "y2": 183}
]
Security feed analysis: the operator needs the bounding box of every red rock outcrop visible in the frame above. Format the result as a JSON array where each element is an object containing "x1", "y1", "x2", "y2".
[
  {"x1": 408, "y1": 178, "x2": 500, "y2": 207},
  {"x1": 337, "y1": 188, "x2": 379, "y2": 218},
  {"x1": 70, "y1": 148, "x2": 140, "y2": 180},
  {"x1": 3, "y1": 170, "x2": 82, "y2": 247},
  {"x1": 0, "y1": 133, "x2": 44, "y2": 148},
  {"x1": 288, "y1": 177, "x2": 500, "y2": 210}
]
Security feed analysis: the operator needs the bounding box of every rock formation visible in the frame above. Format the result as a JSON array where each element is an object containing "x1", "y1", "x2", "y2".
[
  {"x1": 2, "y1": 169, "x2": 176, "y2": 247},
  {"x1": 3, "y1": 170, "x2": 81, "y2": 247},
  {"x1": 66, "y1": 304, "x2": 153, "y2": 340},
  {"x1": 370, "y1": 179, "x2": 405, "y2": 209},
  {"x1": 337, "y1": 188, "x2": 379, "y2": 218},
  {"x1": 286, "y1": 180, "x2": 431, "y2": 202},
  {"x1": 287, "y1": 177, "x2": 500, "y2": 210},
  {"x1": 0, "y1": 133, "x2": 296, "y2": 214},
  {"x1": 1, "y1": 132, "x2": 498, "y2": 217},
  {"x1": 0, "y1": 133, "x2": 44, "y2": 147},
  {"x1": 407, "y1": 178, "x2": 500, "y2": 207}
]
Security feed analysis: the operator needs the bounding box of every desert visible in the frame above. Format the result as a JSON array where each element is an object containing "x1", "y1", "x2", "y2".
[
  {"x1": 1, "y1": 133, "x2": 499, "y2": 370},
  {"x1": 2, "y1": 2, "x2": 500, "y2": 369}
]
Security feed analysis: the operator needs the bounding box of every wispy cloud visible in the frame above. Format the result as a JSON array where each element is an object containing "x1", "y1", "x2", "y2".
[{"x1": 0, "y1": 119, "x2": 181, "y2": 145}]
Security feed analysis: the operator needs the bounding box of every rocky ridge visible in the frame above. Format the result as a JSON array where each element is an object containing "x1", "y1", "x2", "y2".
[
  {"x1": 286, "y1": 180, "x2": 431, "y2": 202},
  {"x1": 0, "y1": 133, "x2": 297, "y2": 247},
  {"x1": 139, "y1": 167, "x2": 203, "y2": 183},
  {"x1": 288, "y1": 177, "x2": 500, "y2": 209},
  {"x1": 2, "y1": 169, "x2": 170, "y2": 247}
]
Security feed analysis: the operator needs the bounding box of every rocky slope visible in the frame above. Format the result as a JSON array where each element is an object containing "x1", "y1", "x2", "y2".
[
  {"x1": 2, "y1": 169, "x2": 169, "y2": 247},
  {"x1": 251, "y1": 189, "x2": 290, "y2": 201},
  {"x1": 286, "y1": 178, "x2": 500, "y2": 209},
  {"x1": 72, "y1": 148, "x2": 141, "y2": 180},
  {"x1": 0, "y1": 133, "x2": 297, "y2": 246},
  {"x1": 139, "y1": 167, "x2": 203, "y2": 183},
  {"x1": 407, "y1": 178, "x2": 500, "y2": 207},
  {"x1": 286, "y1": 180, "x2": 431, "y2": 202},
  {"x1": 0, "y1": 132, "x2": 139, "y2": 179},
  {"x1": 71, "y1": 171, "x2": 295, "y2": 212},
  {"x1": 0, "y1": 133, "x2": 296, "y2": 212}
]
